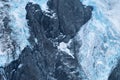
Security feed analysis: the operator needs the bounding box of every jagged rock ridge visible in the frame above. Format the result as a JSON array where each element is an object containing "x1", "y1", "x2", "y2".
[{"x1": 1, "y1": 0, "x2": 92, "y2": 80}]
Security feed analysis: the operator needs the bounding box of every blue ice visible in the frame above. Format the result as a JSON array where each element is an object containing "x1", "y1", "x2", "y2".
[{"x1": 77, "y1": 0, "x2": 120, "y2": 80}]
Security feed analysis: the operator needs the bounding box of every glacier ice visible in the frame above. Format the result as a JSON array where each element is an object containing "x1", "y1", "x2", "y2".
[
  {"x1": 0, "y1": 0, "x2": 48, "y2": 67},
  {"x1": 77, "y1": 0, "x2": 120, "y2": 80},
  {"x1": 0, "y1": 1, "x2": 15, "y2": 67},
  {"x1": 0, "y1": 0, "x2": 120, "y2": 80},
  {"x1": 9, "y1": 0, "x2": 48, "y2": 54}
]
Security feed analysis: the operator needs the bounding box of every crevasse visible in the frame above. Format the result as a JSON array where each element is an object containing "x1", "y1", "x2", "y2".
[{"x1": 77, "y1": 0, "x2": 120, "y2": 80}]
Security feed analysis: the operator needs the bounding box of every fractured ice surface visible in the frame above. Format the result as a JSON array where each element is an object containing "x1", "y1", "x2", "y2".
[
  {"x1": 78, "y1": 0, "x2": 120, "y2": 80},
  {"x1": 0, "y1": 1, "x2": 14, "y2": 67}
]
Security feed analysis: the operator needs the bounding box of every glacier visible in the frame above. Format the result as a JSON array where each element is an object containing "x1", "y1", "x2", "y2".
[
  {"x1": 0, "y1": 1, "x2": 14, "y2": 67},
  {"x1": 77, "y1": 0, "x2": 120, "y2": 80},
  {"x1": 9, "y1": 0, "x2": 48, "y2": 53},
  {"x1": 0, "y1": 0, "x2": 120, "y2": 80},
  {"x1": 0, "y1": 0, "x2": 48, "y2": 67}
]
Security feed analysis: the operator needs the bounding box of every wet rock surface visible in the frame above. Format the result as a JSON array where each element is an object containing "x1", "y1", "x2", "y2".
[{"x1": 2, "y1": 0, "x2": 93, "y2": 80}]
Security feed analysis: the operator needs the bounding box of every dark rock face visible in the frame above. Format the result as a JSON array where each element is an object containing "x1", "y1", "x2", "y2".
[
  {"x1": 3, "y1": 0, "x2": 92, "y2": 80},
  {"x1": 46, "y1": 0, "x2": 93, "y2": 42},
  {"x1": 108, "y1": 60, "x2": 120, "y2": 80}
]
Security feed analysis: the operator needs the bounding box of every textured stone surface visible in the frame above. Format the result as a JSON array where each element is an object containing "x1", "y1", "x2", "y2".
[
  {"x1": 3, "y1": 0, "x2": 92, "y2": 80},
  {"x1": 108, "y1": 60, "x2": 120, "y2": 80}
]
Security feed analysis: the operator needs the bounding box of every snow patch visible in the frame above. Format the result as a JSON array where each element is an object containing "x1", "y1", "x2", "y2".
[
  {"x1": 58, "y1": 40, "x2": 74, "y2": 58},
  {"x1": 34, "y1": 38, "x2": 38, "y2": 43},
  {"x1": 18, "y1": 64, "x2": 23, "y2": 68},
  {"x1": 0, "y1": 0, "x2": 49, "y2": 67}
]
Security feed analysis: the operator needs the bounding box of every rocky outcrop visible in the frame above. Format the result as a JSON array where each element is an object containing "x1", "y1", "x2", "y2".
[
  {"x1": 47, "y1": 0, "x2": 92, "y2": 41},
  {"x1": 3, "y1": 0, "x2": 92, "y2": 80},
  {"x1": 108, "y1": 60, "x2": 120, "y2": 80}
]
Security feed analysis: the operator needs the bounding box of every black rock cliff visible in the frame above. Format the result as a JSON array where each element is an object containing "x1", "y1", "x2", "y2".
[{"x1": 2, "y1": 0, "x2": 93, "y2": 80}]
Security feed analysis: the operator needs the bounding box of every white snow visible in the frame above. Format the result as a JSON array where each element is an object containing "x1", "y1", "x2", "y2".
[
  {"x1": 18, "y1": 64, "x2": 23, "y2": 68},
  {"x1": 0, "y1": 1, "x2": 15, "y2": 67},
  {"x1": 9, "y1": 0, "x2": 48, "y2": 53},
  {"x1": 0, "y1": 0, "x2": 49, "y2": 67},
  {"x1": 9, "y1": 0, "x2": 48, "y2": 52},
  {"x1": 58, "y1": 40, "x2": 74, "y2": 58},
  {"x1": 34, "y1": 38, "x2": 38, "y2": 43},
  {"x1": 77, "y1": 0, "x2": 120, "y2": 80}
]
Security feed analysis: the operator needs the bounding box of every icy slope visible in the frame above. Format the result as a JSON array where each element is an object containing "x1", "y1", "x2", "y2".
[
  {"x1": 0, "y1": 1, "x2": 14, "y2": 67},
  {"x1": 2, "y1": 0, "x2": 93, "y2": 80},
  {"x1": 9, "y1": 0, "x2": 48, "y2": 54},
  {"x1": 0, "y1": 0, "x2": 48, "y2": 67},
  {"x1": 78, "y1": 0, "x2": 120, "y2": 80}
]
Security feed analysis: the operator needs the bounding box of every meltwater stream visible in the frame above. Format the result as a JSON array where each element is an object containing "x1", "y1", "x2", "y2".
[{"x1": 77, "y1": 0, "x2": 120, "y2": 80}]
